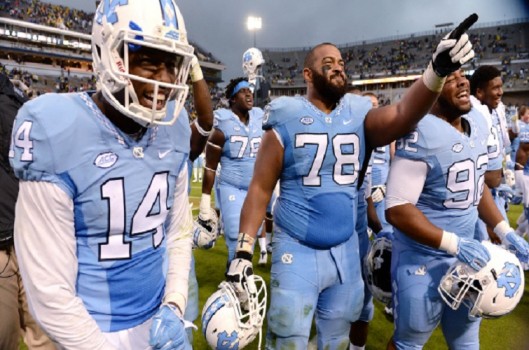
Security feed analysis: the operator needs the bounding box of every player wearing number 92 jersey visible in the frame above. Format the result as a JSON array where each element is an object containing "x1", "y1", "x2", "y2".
[
  {"x1": 391, "y1": 108, "x2": 490, "y2": 254},
  {"x1": 9, "y1": 92, "x2": 192, "y2": 333}
]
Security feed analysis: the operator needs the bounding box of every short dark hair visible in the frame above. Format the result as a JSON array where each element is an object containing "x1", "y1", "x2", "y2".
[
  {"x1": 303, "y1": 42, "x2": 337, "y2": 69},
  {"x1": 470, "y1": 65, "x2": 501, "y2": 95}
]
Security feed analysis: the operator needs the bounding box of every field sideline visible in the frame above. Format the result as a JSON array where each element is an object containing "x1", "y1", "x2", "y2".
[{"x1": 20, "y1": 180, "x2": 529, "y2": 349}]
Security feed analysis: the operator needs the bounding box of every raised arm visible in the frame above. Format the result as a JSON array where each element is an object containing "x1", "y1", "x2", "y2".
[
  {"x1": 365, "y1": 14, "x2": 477, "y2": 148},
  {"x1": 189, "y1": 55, "x2": 214, "y2": 161}
]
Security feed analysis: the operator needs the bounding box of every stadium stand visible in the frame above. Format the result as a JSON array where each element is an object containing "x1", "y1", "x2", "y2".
[
  {"x1": 0, "y1": 0, "x2": 225, "y2": 115},
  {"x1": 262, "y1": 18, "x2": 529, "y2": 106}
]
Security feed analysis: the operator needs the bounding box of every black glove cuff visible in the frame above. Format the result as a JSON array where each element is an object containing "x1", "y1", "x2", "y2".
[{"x1": 235, "y1": 251, "x2": 253, "y2": 261}]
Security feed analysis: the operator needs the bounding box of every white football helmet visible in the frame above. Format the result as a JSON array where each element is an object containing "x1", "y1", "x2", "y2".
[
  {"x1": 363, "y1": 237, "x2": 392, "y2": 304},
  {"x1": 202, "y1": 275, "x2": 267, "y2": 349},
  {"x1": 242, "y1": 47, "x2": 265, "y2": 80},
  {"x1": 193, "y1": 209, "x2": 218, "y2": 249},
  {"x1": 439, "y1": 241, "x2": 525, "y2": 318},
  {"x1": 92, "y1": 0, "x2": 194, "y2": 127}
]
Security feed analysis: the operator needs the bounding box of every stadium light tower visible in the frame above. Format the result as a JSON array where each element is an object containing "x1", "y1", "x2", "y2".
[{"x1": 247, "y1": 16, "x2": 262, "y2": 47}]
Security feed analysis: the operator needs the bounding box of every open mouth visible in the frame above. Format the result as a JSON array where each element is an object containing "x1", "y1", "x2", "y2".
[
  {"x1": 456, "y1": 90, "x2": 470, "y2": 104},
  {"x1": 144, "y1": 92, "x2": 167, "y2": 110}
]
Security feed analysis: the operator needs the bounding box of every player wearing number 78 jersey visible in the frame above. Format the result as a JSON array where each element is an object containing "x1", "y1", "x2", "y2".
[{"x1": 226, "y1": 14, "x2": 479, "y2": 347}]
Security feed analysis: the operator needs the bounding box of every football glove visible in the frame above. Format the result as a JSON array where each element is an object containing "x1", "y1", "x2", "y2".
[
  {"x1": 494, "y1": 221, "x2": 529, "y2": 264},
  {"x1": 431, "y1": 14, "x2": 477, "y2": 77},
  {"x1": 371, "y1": 185, "x2": 386, "y2": 204},
  {"x1": 439, "y1": 231, "x2": 490, "y2": 271},
  {"x1": 149, "y1": 304, "x2": 193, "y2": 350},
  {"x1": 226, "y1": 256, "x2": 256, "y2": 300},
  {"x1": 497, "y1": 183, "x2": 514, "y2": 201},
  {"x1": 193, "y1": 207, "x2": 218, "y2": 249}
]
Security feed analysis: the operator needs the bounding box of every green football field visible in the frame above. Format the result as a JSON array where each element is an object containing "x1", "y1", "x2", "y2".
[
  {"x1": 188, "y1": 180, "x2": 529, "y2": 350},
  {"x1": 20, "y1": 180, "x2": 529, "y2": 349}
]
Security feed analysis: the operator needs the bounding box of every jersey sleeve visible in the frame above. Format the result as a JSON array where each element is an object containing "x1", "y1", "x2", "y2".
[
  {"x1": 9, "y1": 94, "x2": 79, "y2": 197},
  {"x1": 163, "y1": 164, "x2": 193, "y2": 311},
  {"x1": 394, "y1": 116, "x2": 439, "y2": 169},
  {"x1": 14, "y1": 181, "x2": 115, "y2": 350}
]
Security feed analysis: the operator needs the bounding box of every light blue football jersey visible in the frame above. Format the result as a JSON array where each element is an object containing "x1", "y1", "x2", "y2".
[
  {"x1": 486, "y1": 108, "x2": 505, "y2": 171},
  {"x1": 394, "y1": 110, "x2": 490, "y2": 255},
  {"x1": 264, "y1": 94, "x2": 372, "y2": 249},
  {"x1": 371, "y1": 145, "x2": 390, "y2": 186},
  {"x1": 518, "y1": 121, "x2": 529, "y2": 174},
  {"x1": 214, "y1": 107, "x2": 264, "y2": 190},
  {"x1": 10, "y1": 92, "x2": 189, "y2": 332}
]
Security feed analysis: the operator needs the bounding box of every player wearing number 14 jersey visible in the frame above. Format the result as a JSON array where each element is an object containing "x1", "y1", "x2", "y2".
[{"x1": 9, "y1": 0, "x2": 196, "y2": 348}]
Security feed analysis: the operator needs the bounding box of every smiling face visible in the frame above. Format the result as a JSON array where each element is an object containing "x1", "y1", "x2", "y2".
[
  {"x1": 304, "y1": 44, "x2": 347, "y2": 105},
  {"x1": 437, "y1": 70, "x2": 472, "y2": 117},
  {"x1": 476, "y1": 76, "x2": 503, "y2": 111},
  {"x1": 128, "y1": 46, "x2": 180, "y2": 111}
]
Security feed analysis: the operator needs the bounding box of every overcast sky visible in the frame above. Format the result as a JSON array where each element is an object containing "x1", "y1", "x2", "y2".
[{"x1": 43, "y1": 0, "x2": 529, "y2": 85}]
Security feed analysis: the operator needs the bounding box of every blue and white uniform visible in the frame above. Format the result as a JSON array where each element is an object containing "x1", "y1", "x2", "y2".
[
  {"x1": 471, "y1": 96, "x2": 509, "y2": 240},
  {"x1": 371, "y1": 145, "x2": 393, "y2": 232},
  {"x1": 10, "y1": 92, "x2": 193, "y2": 349},
  {"x1": 388, "y1": 111, "x2": 489, "y2": 350},
  {"x1": 214, "y1": 107, "x2": 264, "y2": 260},
  {"x1": 264, "y1": 94, "x2": 371, "y2": 348}
]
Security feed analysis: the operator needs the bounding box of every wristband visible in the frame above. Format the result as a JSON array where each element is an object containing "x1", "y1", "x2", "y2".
[
  {"x1": 236, "y1": 232, "x2": 255, "y2": 255},
  {"x1": 194, "y1": 119, "x2": 212, "y2": 137},
  {"x1": 439, "y1": 230, "x2": 459, "y2": 255},
  {"x1": 493, "y1": 220, "x2": 511, "y2": 241},
  {"x1": 190, "y1": 56, "x2": 204, "y2": 82},
  {"x1": 422, "y1": 62, "x2": 446, "y2": 93},
  {"x1": 199, "y1": 194, "x2": 211, "y2": 220}
]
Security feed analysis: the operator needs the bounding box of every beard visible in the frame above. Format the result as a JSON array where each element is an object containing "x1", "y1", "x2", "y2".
[
  {"x1": 311, "y1": 68, "x2": 347, "y2": 106},
  {"x1": 437, "y1": 95, "x2": 471, "y2": 118}
]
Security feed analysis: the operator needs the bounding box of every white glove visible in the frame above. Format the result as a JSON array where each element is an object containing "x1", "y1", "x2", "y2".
[{"x1": 371, "y1": 185, "x2": 386, "y2": 204}]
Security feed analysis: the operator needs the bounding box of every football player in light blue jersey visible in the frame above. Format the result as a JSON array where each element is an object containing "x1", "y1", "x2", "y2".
[
  {"x1": 9, "y1": 1, "x2": 200, "y2": 349},
  {"x1": 198, "y1": 77, "x2": 266, "y2": 262},
  {"x1": 225, "y1": 15, "x2": 479, "y2": 348},
  {"x1": 363, "y1": 92, "x2": 395, "y2": 236},
  {"x1": 514, "y1": 105, "x2": 529, "y2": 237},
  {"x1": 470, "y1": 66, "x2": 511, "y2": 241},
  {"x1": 385, "y1": 70, "x2": 529, "y2": 350},
  {"x1": 168, "y1": 47, "x2": 215, "y2": 345}
]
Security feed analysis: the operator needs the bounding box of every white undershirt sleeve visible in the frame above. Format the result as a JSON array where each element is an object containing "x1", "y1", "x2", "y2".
[
  {"x1": 14, "y1": 181, "x2": 115, "y2": 350},
  {"x1": 385, "y1": 156, "x2": 428, "y2": 209},
  {"x1": 162, "y1": 163, "x2": 193, "y2": 313}
]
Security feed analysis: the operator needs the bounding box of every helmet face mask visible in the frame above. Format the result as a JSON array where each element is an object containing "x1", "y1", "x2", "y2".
[
  {"x1": 439, "y1": 241, "x2": 525, "y2": 318},
  {"x1": 363, "y1": 237, "x2": 392, "y2": 304},
  {"x1": 202, "y1": 275, "x2": 267, "y2": 349},
  {"x1": 92, "y1": 0, "x2": 194, "y2": 127}
]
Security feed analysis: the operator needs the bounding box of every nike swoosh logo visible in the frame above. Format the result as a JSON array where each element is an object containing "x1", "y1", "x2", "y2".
[
  {"x1": 343, "y1": 119, "x2": 353, "y2": 125},
  {"x1": 158, "y1": 149, "x2": 171, "y2": 159}
]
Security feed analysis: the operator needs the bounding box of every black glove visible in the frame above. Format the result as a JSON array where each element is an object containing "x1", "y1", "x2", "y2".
[{"x1": 432, "y1": 13, "x2": 478, "y2": 77}]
